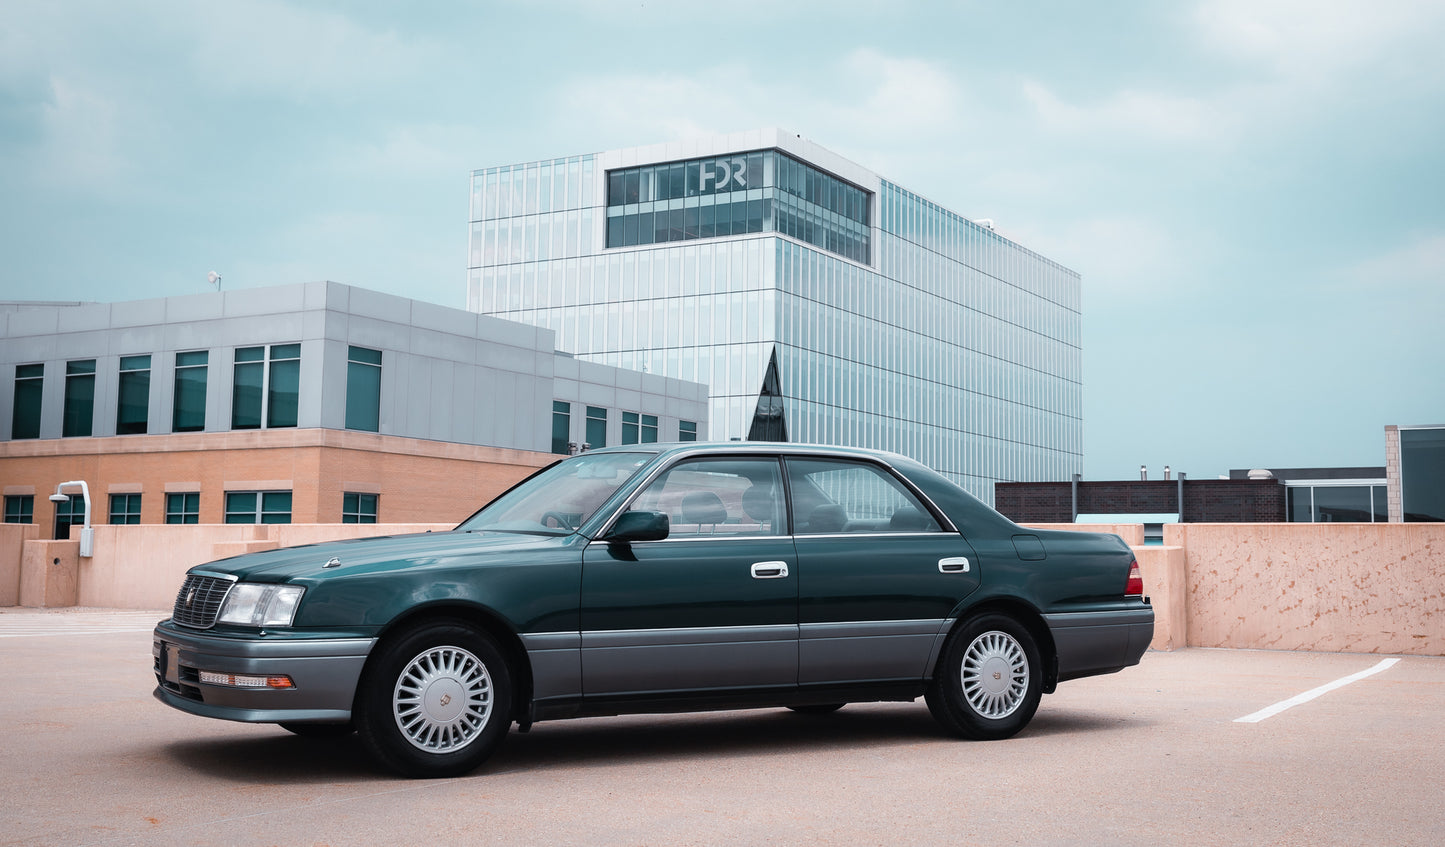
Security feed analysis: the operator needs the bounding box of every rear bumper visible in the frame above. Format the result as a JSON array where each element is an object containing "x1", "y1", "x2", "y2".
[
  {"x1": 1044, "y1": 606, "x2": 1155, "y2": 682},
  {"x1": 152, "y1": 621, "x2": 375, "y2": 724}
]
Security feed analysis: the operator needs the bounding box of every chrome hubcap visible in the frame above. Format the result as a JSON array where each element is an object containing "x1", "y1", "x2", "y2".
[
  {"x1": 961, "y1": 630, "x2": 1029, "y2": 719},
  {"x1": 393, "y1": 646, "x2": 493, "y2": 752}
]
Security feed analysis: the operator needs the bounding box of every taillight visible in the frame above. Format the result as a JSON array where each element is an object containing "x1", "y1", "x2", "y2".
[{"x1": 1125, "y1": 560, "x2": 1144, "y2": 597}]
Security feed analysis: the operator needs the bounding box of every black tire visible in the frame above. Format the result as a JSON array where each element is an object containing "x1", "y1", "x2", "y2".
[
  {"x1": 787, "y1": 703, "x2": 846, "y2": 715},
  {"x1": 279, "y1": 721, "x2": 354, "y2": 738},
  {"x1": 354, "y1": 621, "x2": 513, "y2": 778},
  {"x1": 925, "y1": 613, "x2": 1042, "y2": 740}
]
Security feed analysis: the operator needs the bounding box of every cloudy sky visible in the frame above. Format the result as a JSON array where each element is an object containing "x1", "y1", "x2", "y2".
[{"x1": 2, "y1": 0, "x2": 1442, "y2": 480}]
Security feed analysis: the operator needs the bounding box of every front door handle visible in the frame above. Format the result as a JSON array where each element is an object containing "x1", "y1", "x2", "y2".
[
  {"x1": 751, "y1": 561, "x2": 790, "y2": 579},
  {"x1": 939, "y1": 557, "x2": 970, "y2": 573}
]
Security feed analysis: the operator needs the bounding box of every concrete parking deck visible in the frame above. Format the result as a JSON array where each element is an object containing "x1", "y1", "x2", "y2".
[{"x1": 2, "y1": 608, "x2": 1442, "y2": 846}]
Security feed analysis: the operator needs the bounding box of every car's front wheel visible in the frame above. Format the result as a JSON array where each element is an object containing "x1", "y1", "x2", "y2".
[
  {"x1": 355, "y1": 621, "x2": 512, "y2": 778},
  {"x1": 926, "y1": 613, "x2": 1042, "y2": 740}
]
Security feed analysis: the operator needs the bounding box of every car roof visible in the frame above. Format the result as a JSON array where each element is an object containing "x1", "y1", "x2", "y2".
[{"x1": 582, "y1": 441, "x2": 919, "y2": 467}]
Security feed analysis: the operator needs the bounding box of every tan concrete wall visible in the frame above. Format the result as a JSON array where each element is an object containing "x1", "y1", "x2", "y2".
[
  {"x1": 1168, "y1": 523, "x2": 1444, "y2": 655},
  {"x1": 20, "y1": 540, "x2": 79, "y2": 607},
  {"x1": 3, "y1": 517, "x2": 1442, "y2": 656},
  {"x1": 0, "y1": 523, "x2": 40, "y2": 606},
  {"x1": 72, "y1": 523, "x2": 452, "y2": 610}
]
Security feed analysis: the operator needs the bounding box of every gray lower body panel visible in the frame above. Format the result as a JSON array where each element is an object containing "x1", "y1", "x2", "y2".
[
  {"x1": 1044, "y1": 607, "x2": 1154, "y2": 681},
  {"x1": 578, "y1": 624, "x2": 796, "y2": 696},
  {"x1": 799, "y1": 619, "x2": 946, "y2": 684},
  {"x1": 152, "y1": 622, "x2": 375, "y2": 724}
]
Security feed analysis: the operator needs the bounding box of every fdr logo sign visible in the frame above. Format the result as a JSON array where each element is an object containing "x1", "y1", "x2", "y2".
[{"x1": 698, "y1": 158, "x2": 748, "y2": 193}]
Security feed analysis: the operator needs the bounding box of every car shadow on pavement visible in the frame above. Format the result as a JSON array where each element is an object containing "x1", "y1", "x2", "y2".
[
  {"x1": 159, "y1": 703, "x2": 1150, "y2": 782},
  {"x1": 164, "y1": 733, "x2": 383, "y2": 784}
]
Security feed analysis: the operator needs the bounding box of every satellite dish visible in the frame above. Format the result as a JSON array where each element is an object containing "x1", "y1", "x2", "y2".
[{"x1": 207, "y1": 271, "x2": 222, "y2": 291}]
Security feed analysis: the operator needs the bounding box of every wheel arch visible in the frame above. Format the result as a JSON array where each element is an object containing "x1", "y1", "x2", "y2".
[
  {"x1": 938, "y1": 598, "x2": 1059, "y2": 695},
  {"x1": 361, "y1": 602, "x2": 534, "y2": 725}
]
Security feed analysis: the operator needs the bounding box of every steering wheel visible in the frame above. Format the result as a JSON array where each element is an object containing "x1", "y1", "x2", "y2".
[{"x1": 539, "y1": 511, "x2": 576, "y2": 530}]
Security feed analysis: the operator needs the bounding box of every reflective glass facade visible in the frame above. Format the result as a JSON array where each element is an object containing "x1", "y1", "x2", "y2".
[
  {"x1": 468, "y1": 134, "x2": 1082, "y2": 502},
  {"x1": 605, "y1": 150, "x2": 869, "y2": 263}
]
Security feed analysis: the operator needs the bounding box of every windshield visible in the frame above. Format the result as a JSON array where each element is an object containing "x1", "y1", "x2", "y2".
[{"x1": 456, "y1": 451, "x2": 654, "y2": 535}]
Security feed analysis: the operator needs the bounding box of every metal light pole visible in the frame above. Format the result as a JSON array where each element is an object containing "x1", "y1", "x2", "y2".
[{"x1": 49, "y1": 480, "x2": 93, "y2": 557}]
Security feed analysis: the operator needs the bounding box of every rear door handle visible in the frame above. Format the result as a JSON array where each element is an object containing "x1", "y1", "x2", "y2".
[
  {"x1": 751, "y1": 561, "x2": 790, "y2": 579},
  {"x1": 939, "y1": 557, "x2": 970, "y2": 573}
]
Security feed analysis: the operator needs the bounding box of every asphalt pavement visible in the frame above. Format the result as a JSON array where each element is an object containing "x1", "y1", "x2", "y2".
[{"x1": 2, "y1": 607, "x2": 1442, "y2": 846}]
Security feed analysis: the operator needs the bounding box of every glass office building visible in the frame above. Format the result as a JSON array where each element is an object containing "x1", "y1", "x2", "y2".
[{"x1": 467, "y1": 130, "x2": 1081, "y2": 502}]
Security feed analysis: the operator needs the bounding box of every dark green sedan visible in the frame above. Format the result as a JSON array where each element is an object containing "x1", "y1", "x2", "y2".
[{"x1": 154, "y1": 443, "x2": 1152, "y2": 778}]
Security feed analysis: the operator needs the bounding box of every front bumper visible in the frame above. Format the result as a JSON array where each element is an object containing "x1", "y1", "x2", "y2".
[{"x1": 152, "y1": 620, "x2": 376, "y2": 724}]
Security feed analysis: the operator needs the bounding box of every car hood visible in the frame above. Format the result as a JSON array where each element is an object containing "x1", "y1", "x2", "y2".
[{"x1": 197, "y1": 530, "x2": 570, "y2": 582}]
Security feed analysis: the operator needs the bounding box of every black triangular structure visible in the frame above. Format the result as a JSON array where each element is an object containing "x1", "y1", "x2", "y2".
[{"x1": 747, "y1": 347, "x2": 788, "y2": 442}]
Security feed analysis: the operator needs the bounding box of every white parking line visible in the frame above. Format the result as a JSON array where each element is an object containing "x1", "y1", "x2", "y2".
[{"x1": 1235, "y1": 658, "x2": 1401, "y2": 723}]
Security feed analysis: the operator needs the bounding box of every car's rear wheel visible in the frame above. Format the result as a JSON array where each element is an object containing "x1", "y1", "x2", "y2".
[
  {"x1": 279, "y1": 721, "x2": 354, "y2": 738},
  {"x1": 787, "y1": 703, "x2": 845, "y2": 714},
  {"x1": 926, "y1": 613, "x2": 1041, "y2": 740},
  {"x1": 355, "y1": 621, "x2": 512, "y2": 778}
]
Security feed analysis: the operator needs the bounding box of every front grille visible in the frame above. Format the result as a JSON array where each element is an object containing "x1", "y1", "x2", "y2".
[{"x1": 171, "y1": 574, "x2": 234, "y2": 628}]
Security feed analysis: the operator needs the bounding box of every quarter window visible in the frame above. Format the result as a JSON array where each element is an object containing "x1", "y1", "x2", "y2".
[{"x1": 786, "y1": 458, "x2": 942, "y2": 535}]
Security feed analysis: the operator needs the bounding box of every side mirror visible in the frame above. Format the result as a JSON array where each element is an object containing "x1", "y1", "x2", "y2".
[{"x1": 606, "y1": 510, "x2": 669, "y2": 543}]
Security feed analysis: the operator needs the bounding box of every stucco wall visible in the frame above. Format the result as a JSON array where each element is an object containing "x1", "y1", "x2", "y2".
[
  {"x1": 5, "y1": 521, "x2": 1442, "y2": 657},
  {"x1": 1168, "y1": 523, "x2": 1443, "y2": 655}
]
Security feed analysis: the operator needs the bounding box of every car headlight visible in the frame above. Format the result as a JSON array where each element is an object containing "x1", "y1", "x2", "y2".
[{"x1": 217, "y1": 583, "x2": 305, "y2": 627}]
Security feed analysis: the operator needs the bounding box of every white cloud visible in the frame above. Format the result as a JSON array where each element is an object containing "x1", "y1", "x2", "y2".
[
  {"x1": 1339, "y1": 232, "x2": 1445, "y2": 294},
  {"x1": 176, "y1": 1, "x2": 438, "y2": 101},
  {"x1": 552, "y1": 48, "x2": 965, "y2": 154},
  {"x1": 1021, "y1": 80, "x2": 1233, "y2": 145},
  {"x1": 1023, "y1": 216, "x2": 1190, "y2": 296},
  {"x1": 1195, "y1": 0, "x2": 1445, "y2": 84}
]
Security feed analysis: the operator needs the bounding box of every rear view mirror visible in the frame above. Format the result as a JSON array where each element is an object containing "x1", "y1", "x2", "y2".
[{"x1": 606, "y1": 510, "x2": 669, "y2": 543}]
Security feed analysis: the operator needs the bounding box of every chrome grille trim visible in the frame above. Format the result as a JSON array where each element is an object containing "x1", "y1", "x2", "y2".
[{"x1": 171, "y1": 573, "x2": 238, "y2": 629}]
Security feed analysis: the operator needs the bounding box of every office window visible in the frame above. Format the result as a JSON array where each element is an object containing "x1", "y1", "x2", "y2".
[
  {"x1": 53, "y1": 495, "x2": 85, "y2": 540},
  {"x1": 585, "y1": 406, "x2": 607, "y2": 449},
  {"x1": 172, "y1": 351, "x2": 208, "y2": 432},
  {"x1": 116, "y1": 355, "x2": 151, "y2": 435},
  {"x1": 232, "y1": 347, "x2": 265, "y2": 429},
  {"x1": 11, "y1": 363, "x2": 43, "y2": 440},
  {"x1": 552, "y1": 400, "x2": 571, "y2": 454},
  {"x1": 63, "y1": 359, "x2": 96, "y2": 437},
  {"x1": 679, "y1": 420, "x2": 698, "y2": 442},
  {"x1": 267, "y1": 344, "x2": 300, "y2": 428},
  {"x1": 342, "y1": 492, "x2": 378, "y2": 524},
  {"x1": 232, "y1": 344, "x2": 299, "y2": 430},
  {"x1": 165, "y1": 492, "x2": 200, "y2": 524},
  {"x1": 225, "y1": 491, "x2": 292, "y2": 524},
  {"x1": 346, "y1": 346, "x2": 382, "y2": 432},
  {"x1": 623, "y1": 412, "x2": 657, "y2": 445},
  {"x1": 1401, "y1": 427, "x2": 1445, "y2": 522},
  {"x1": 109, "y1": 493, "x2": 142, "y2": 525},
  {"x1": 4, "y1": 495, "x2": 33, "y2": 524}
]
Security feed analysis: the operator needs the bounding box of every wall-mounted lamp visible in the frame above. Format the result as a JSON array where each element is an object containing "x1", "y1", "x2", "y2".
[{"x1": 49, "y1": 480, "x2": 93, "y2": 557}]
